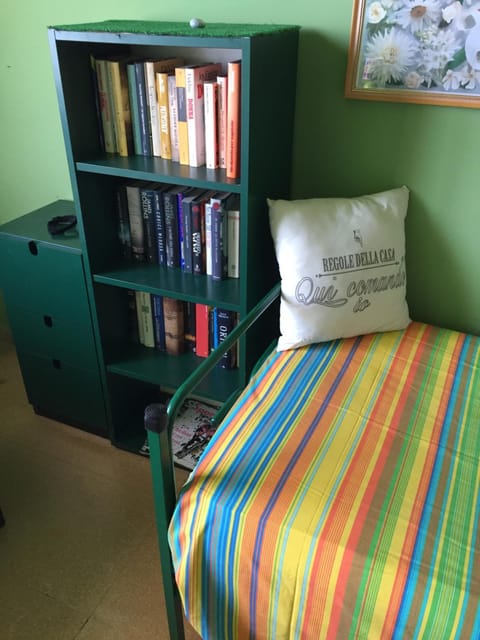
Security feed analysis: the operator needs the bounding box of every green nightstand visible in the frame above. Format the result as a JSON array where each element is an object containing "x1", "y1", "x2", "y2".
[{"x1": 0, "y1": 200, "x2": 108, "y2": 436}]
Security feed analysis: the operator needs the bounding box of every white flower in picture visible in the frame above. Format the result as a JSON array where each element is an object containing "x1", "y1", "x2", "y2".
[
  {"x1": 465, "y1": 26, "x2": 480, "y2": 69},
  {"x1": 365, "y1": 27, "x2": 419, "y2": 84},
  {"x1": 460, "y1": 65, "x2": 480, "y2": 88},
  {"x1": 393, "y1": 0, "x2": 443, "y2": 33},
  {"x1": 367, "y1": 1, "x2": 387, "y2": 23}
]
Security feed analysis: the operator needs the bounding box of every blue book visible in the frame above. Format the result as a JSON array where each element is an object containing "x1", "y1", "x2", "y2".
[{"x1": 152, "y1": 294, "x2": 166, "y2": 352}]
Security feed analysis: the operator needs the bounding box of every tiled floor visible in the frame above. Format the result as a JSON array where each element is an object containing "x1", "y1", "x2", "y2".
[{"x1": 0, "y1": 331, "x2": 200, "y2": 640}]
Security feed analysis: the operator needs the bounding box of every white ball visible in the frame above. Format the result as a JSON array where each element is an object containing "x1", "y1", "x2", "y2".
[{"x1": 189, "y1": 17, "x2": 205, "y2": 28}]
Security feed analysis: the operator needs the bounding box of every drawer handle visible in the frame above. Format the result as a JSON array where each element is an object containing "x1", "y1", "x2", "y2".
[
  {"x1": 28, "y1": 240, "x2": 38, "y2": 255},
  {"x1": 52, "y1": 359, "x2": 62, "y2": 370},
  {"x1": 43, "y1": 315, "x2": 53, "y2": 328}
]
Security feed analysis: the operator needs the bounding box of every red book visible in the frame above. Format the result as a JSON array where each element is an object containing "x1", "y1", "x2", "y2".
[{"x1": 195, "y1": 303, "x2": 211, "y2": 357}]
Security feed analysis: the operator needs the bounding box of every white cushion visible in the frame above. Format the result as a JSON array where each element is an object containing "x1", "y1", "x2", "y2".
[{"x1": 268, "y1": 186, "x2": 411, "y2": 350}]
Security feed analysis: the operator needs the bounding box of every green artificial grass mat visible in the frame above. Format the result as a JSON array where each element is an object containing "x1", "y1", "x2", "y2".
[{"x1": 50, "y1": 20, "x2": 299, "y2": 38}]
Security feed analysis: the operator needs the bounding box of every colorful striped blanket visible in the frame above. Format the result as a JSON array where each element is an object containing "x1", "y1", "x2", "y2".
[{"x1": 169, "y1": 322, "x2": 480, "y2": 639}]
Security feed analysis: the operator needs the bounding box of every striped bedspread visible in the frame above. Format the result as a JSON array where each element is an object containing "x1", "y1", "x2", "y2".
[{"x1": 169, "y1": 322, "x2": 480, "y2": 639}]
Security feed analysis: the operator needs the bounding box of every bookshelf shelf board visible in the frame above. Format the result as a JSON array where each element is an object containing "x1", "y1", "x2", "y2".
[
  {"x1": 76, "y1": 157, "x2": 241, "y2": 192},
  {"x1": 94, "y1": 266, "x2": 241, "y2": 309},
  {"x1": 106, "y1": 346, "x2": 240, "y2": 401}
]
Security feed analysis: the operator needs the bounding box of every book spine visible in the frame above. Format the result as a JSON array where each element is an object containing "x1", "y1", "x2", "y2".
[
  {"x1": 168, "y1": 74, "x2": 180, "y2": 162},
  {"x1": 204, "y1": 81, "x2": 219, "y2": 170},
  {"x1": 134, "y1": 62, "x2": 151, "y2": 155},
  {"x1": 211, "y1": 197, "x2": 229, "y2": 280},
  {"x1": 144, "y1": 61, "x2": 161, "y2": 156},
  {"x1": 140, "y1": 186, "x2": 157, "y2": 263},
  {"x1": 115, "y1": 183, "x2": 132, "y2": 259},
  {"x1": 205, "y1": 198, "x2": 213, "y2": 276},
  {"x1": 153, "y1": 188, "x2": 166, "y2": 266},
  {"x1": 157, "y1": 72, "x2": 172, "y2": 159},
  {"x1": 226, "y1": 60, "x2": 241, "y2": 179},
  {"x1": 182, "y1": 197, "x2": 193, "y2": 274},
  {"x1": 135, "y1": 291, "x2": 145, "y2": 344},
  {"x1": 217, "y1": 75, "x2": 228, "y2": 169},
  {"x1": 127, "y1": 289, "x2": 139, "y2": 343},
  {"x1": 191, "y1": 198, "x2": 203, "y2": 275},
  {"x1": 127, "y1": 63, "x2": 142, "y2": 156},
  {"x1": 175, "y1": 67, "x2": 189, "y2": 165},
  {"x1": 125, "y1": 183, "x2": 145, "y2": 262},
  {"x1": 195, "y1": 303, "x2": 211, "y2": 357},
  {"x1": 163, "y1": 189, "x2": 180, "y2": 268},
  {"x1": 184, "y1": 301, "x2": 196, "y2": 353},
  {"x1": 152, "y1": 294, "x2": 166, "y2": 352},
  {"x1": 215, "y1": 308, "x2": 237, "y2": 369},
  {"x1": 108, "y1": 59, "x2": 133, "y2": 157},
  {"x1": 139, "y1": 291, "x2": 155, "y2": 348},
  {"x1": 227, "y1": 196, "x2": 240, "y2": 278},
  {"x1": 94, "y1": 58, "x2": 116, "y2": 153},
  {"x1": 163, "y1": 297, "x2": 185, "y2": 355}
]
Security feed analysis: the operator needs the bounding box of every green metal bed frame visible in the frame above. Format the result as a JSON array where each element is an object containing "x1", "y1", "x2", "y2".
[{"x1": 144, "y1": 283, "x2": 281, "y2": 640}]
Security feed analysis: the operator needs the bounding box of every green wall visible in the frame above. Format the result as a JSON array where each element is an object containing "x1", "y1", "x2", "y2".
[{"x1": 1, "y1": 1, "x2": 479, "y2": 333}]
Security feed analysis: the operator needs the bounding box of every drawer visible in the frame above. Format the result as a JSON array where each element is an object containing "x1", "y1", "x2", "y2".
[
  {"x1": 17, "y1": 352, "x2": 108, "y2": 436},
  {"x1": 6, "y1": 303, "x2": 99, "y2": 370},
  {"x1": 0, "y1": 236, "x2": 89, "y2": 321}
]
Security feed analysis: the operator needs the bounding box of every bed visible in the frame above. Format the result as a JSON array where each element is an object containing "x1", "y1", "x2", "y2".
[{"x1": 145, "y1": 188, "x2": 479, "y2": 639}]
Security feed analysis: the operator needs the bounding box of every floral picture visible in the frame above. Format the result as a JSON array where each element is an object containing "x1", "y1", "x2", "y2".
[{"x1": 345, "y1": 0, "x2": 480, "y2": 107}]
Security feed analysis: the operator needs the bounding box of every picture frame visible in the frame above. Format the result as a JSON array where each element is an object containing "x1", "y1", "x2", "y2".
[{"x1": 345, "y1": 0, "x2": 480, "y2": 108}]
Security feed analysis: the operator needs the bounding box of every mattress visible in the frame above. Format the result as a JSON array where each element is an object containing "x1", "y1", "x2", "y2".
[{"x1": 169, "y1": 322, "x2": 480, "y2": 639}]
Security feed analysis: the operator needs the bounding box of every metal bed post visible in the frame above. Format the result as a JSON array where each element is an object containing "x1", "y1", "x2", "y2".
[{"x1": 145, "y1": 283, "x2": 281, "y2": 640}]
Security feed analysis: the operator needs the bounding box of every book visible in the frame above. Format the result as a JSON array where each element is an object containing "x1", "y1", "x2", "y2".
[
  {"x1": 156, "y1": 71, "x2": 172, "y2": 159},
  {"x1": 217, "y1": 75, "x2": 228, "y2": 169},
  {"x1": 175, "y1": 64, "x2": 195, "y2": 165},
  {"x1": 176, "y1": 186, "x2": 194, "y2": 271},
  {"x1": 184, "y1": 301, "x2": 196, "y2": 353},
  {"x1": 214, "y1": 308, "x2": 237, "y2": 369},
  {"x1": 170, "y1": 398, "x2": 219, "y2": 470},
  {"x1": 195, "y1": 303, "x2": 211, "y2": 357},
  {"x1": 204, "y1": 195, "x2": 214, "y2": 276},
  {"x1": 152, "y1": 294, "x2": 166, "y2": 351},
  {"x1": 90, "y1": 54, "x2": 105, "y2": 151},
  {"x1": 127, "y1": 289, "x2": 139, "y2": 343},
  {"x1": 185, "y1": 63, "x2": 222, "y2": 167},
  {"x1": 226, "y1": 60, "x2": 241, "y2": 178},
  {"x1": 115, "y1": 182, "x2": 132, "y2": 259},
  {"x1": 163, "y1": 185, "x2": 183, "y2": 268},
  {"x1": 126, "y1": 62, "x2": 143, "y2": 156},
  {"x1": 144, "y1": 57, "x2": 183, "y2": 157},
  {"x1": 168, "y1": 74, "x2": 180, "y2": 162},
  {"x1": 152, "y1": 183, "x2": 169, "y2": 266},
  {"x1": 137, "y1": 291, "x2": 155, "y2": 348},
  {"x1": 140, "y1": 182, "x2": 160, "y2": 263},
  {"x1": 125, "y1": 181, "x2": 149, "y2": 262},
  {"x1": 204, "y1": 80, "x2": 219, "y2": 170},
  {"x1": 181, "y1": 188, "x2": 206, "y2": 274},
  {"x1": 107, "y1": 57, "x2": 134, "y2": 157},
  {"x1": 94, "y1": 57, "x2": 116, "y2": 153},
  {"x1": 135, "y1": 291, "x2": 145, "y2": 345},
  {"x1": 163, "y1": 297, "x2": 185, "y2": 355},
  {"x1": 227, "y1": 194, "x2": 240, "y2": 278},
  {"x1": 210, "y1": 191, "x2": 233, "y2": 280},
  {"x1": 134, "y1": 61, "x2": 151, "y2": 155}
]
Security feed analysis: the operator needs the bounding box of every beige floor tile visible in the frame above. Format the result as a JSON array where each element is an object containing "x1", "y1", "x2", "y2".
[{"x1": 0, "y1": 334, "x2": 201, "y2": 639}]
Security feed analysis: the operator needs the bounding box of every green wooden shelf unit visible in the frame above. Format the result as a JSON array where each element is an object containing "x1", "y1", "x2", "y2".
[{"x1": 46, "y1": 20, "x2": 300, "y2": 454}]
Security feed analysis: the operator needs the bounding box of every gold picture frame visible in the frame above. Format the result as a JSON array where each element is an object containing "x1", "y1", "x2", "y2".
[{"x1": 345, "y1": 0, "x2": 480, "y2": 108}]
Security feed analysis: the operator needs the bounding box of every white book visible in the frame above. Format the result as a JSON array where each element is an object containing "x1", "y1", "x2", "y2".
[
  {"x1": 205, "y1": 198, "x2": 213, "y2": 276},
  {"x1": 204, "y1": 81, "x2": 219, "y2": 169}
]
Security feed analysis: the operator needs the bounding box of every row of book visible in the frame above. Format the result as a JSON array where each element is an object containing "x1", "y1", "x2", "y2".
[
  {"x1": 129, "y1": 291, "x2": 238, "y2": 369},
  {"x1": 92, "y1": 53, "x2": 241, "y2": 177},
  {"x1": 117, "y1": 182, "x2": 240, "y2": 280}
]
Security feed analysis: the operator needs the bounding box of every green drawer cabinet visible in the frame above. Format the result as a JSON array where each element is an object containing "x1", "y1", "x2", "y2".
[
  {"x1": 48, "y1": 20, "x2": 299, "y2": 453},
  {"x1": 0, "y1": 200, "x2": 108, "y2": 436}
]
